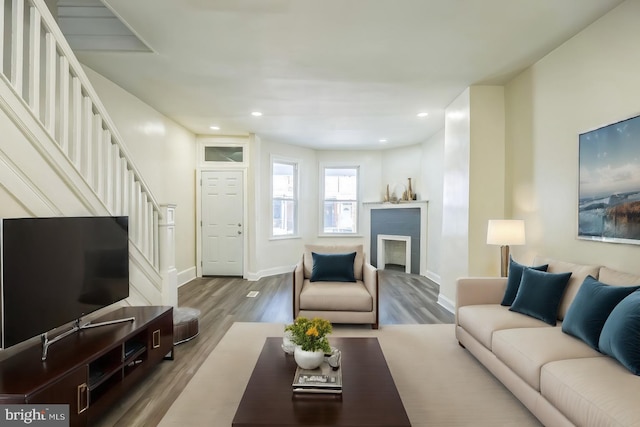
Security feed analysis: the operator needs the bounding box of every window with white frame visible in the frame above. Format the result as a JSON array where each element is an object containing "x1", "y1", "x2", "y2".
[
  {"x1": 272, "y1": 160, "x2": 298, "y2": 237},
  {"x1": 322, "y1": 166, "x2": 358, "y2": 234}
]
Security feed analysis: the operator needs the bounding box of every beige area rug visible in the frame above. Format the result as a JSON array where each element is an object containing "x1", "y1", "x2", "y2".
[{"x1": 159, "y1": 323, "x2": 541, "y2": 427}]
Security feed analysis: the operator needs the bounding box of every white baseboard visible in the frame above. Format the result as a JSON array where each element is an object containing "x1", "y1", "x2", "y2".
[
  {"x1": 425, "y1": 270, "x2": 441, "y2": 284},
  {"x1": 177, "y1": 266, "x2": 197, "y2": 288},
  {"x1": 437, "y1": 293, "x2": 455, "y2": 314},
  {"x1": 246, "y1": 265, "x2": 295, "y2": 281}
]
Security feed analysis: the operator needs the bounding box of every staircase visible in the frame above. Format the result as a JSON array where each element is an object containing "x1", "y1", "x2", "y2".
[{"x1": 0, "y1": 0, "x2": 173, "y2": 306}]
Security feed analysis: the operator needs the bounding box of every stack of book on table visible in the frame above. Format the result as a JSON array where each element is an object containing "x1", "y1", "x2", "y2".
[{"x1": 292, "y1": 362, "x2": 342, "y2": 394}]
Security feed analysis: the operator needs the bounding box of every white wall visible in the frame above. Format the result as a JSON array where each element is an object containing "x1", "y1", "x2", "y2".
[
  {"x1": 381, "y1": 145, "x2": 422, "y2": 201},
  {"x1": 506, "y1": 0, "x2": 640, "y2": 273},
  {"x1": 438, "y1": 86, "x2": 505, "y2": 307},
  {"x1": 248, "y1": 144, "x2": 385, "y2": 277},
  {"x1": 469, "y1": 86, "x2": 506, "y2": 276},
  {"x1": 83, "y1": 67, "x2": 197, "y2": 280},
  {"x1": 422, "y1": 129, "x2": 445, "y2": 282},
  {"x1": 249, "y1": 139, "x2": 318, "y2": 277},
  {"x1": 248, "y1": 139, "x2": 449, "y2": 283},
  {"x1": 440, "y1": 89, "x2": 471, "y2": 306}
]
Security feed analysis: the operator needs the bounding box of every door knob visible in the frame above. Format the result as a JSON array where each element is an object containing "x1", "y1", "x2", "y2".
[
  {"x1": 238, "y1": 230, "x2": 242, "y2": 235},
  {"x1": 238, "y1": 223, "x2": 242, "y2": 227}
]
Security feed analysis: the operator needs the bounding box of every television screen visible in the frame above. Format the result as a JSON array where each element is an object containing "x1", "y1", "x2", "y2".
[{"x1": 1, "y1": 216, "x2": 129, "y2": 348}]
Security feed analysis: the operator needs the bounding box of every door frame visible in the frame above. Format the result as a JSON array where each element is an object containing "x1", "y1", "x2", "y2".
[{"x1": 195, "y1": 136, "x2": 250, "y2": 278}]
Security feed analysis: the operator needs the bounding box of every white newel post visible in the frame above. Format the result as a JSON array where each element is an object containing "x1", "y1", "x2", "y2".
[{"x1": 159, "y1": 204, "x2": 178, "y2": 306}]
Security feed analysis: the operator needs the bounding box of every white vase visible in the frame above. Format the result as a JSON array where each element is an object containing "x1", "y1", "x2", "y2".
[
  {"x1": 294, "y1": 347, "x2": 325, "y2": 369},
  {"x1": 281, "y1": 331, "x2": 296, "y2": 354}
]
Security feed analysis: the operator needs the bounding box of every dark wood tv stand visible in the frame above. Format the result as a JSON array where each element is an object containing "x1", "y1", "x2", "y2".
[{"x1": 0, "y1": 306, "x2": 173, "y2": 427}]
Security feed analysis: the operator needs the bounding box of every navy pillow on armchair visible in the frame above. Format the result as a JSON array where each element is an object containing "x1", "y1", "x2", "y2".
[{"x1": 311, "y1": 252, "x2": 357, "y2": 282}]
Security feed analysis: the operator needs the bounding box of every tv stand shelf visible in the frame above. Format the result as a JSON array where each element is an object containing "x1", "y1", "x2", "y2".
[{"x1": 0, "y1": 306, "x2": 173, "y2": 427}]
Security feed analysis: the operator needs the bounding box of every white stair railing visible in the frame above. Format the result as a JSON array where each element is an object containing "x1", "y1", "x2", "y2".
[{"x1": 0, "y1": 0, "x2": 161, "y2": 271}]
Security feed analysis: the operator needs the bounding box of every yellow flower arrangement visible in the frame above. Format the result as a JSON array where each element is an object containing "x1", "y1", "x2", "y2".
[{"x1": 285, "y1": 317, "x2": 332, "y2": 353}]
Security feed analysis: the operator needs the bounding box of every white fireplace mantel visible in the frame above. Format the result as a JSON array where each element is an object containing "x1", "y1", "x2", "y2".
[{"x1": 362, "y1": 200, "x2": 428, "y2": 276}]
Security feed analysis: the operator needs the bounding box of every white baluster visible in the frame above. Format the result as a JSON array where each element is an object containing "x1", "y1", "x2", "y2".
[
  {"x1": 28, "y1": 5, "x2": 40, "y2": 116},
  {"x1": 58, "y1": 57, "x2": 70, "y2": 151},
  {"x1": 153, "y1": 208, "x2": 160, "y2": 269},
  {"x1": 129, "y1": 171, "x2": 137, "y2": 242},
  {"x1": 0, "y1": 0, "x2": 5, "y2": 73},
  {"x1": 70, "y1": 76, "x2": 82, "y2": 166},
  {"x1": 121, "y1": 159, "x2": 129, "y2": 216},
  {"x1": 44, "y1": 32, "x2": 56, "y2": 133},
  {"x1": 102, "y1": 129, "x2": 112, "y2": 208},
  {"x1": 11, "y1": 0, "x2": 24, "y2": 96},
  {"x1": 81, "y1": 96, "x2": 93, "y2": 183},
  {"x1": 93, "y1": 115, "x2": 104, "y2": 193}
]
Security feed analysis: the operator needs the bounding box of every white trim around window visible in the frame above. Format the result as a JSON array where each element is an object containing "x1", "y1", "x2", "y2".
[
  {"x1": 271, "y1": 156, "x2": 300, "y2": 239},
  {"x1": 319, "y1": 163, "x2": 360, "y2": 236}
]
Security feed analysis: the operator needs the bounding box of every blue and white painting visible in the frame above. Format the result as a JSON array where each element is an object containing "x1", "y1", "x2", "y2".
[{"x1": 579, "y1": 115, "x2": 640, "y2": 243}]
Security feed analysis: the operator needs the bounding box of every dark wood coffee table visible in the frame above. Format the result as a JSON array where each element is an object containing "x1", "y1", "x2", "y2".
[{"x1": 232, "y1": 337, "x2": 411, "y2": 426}]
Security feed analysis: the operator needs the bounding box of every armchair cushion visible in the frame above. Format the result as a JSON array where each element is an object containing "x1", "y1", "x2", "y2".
[
  {"x1": 300, "y1": 280, "x2": 373, "y2": 312},
  {"x1": 311, "y1": 252, "x2": 356, "y2": 282},
  {"x1": 304, "y1": 244, "x2": 364, "y2": 280}
]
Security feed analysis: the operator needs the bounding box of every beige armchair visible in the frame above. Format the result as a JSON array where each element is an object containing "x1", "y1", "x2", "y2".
[{"x1": 293, "y1": 244, "x2": 379, "y2": 329}]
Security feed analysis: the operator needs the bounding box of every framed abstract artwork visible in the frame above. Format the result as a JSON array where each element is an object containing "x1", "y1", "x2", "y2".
[{"x1": 578, "y1": 114, "x2": 640, "y2": 244}]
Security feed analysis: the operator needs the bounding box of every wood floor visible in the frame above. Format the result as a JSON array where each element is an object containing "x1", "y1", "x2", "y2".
[{"x1": 96, "y1": 270, "x2": 453, "y2": 427}]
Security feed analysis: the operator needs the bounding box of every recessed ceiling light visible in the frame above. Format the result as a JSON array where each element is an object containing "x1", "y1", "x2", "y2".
[
  {"x1": 251, "y1": 111, "x2": 263, "y2": 117},
  {"x1": 379, "y1": 139, "x2": 388, "y2": 143},
  {"x1": 417, "y1": 112, "x2": 429, "y2": 118},
  {"x1": 209, "y1": 125, "x2": 220, "y2": 130}
]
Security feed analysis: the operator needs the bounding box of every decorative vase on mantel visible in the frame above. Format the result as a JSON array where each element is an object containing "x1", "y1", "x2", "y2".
[{"x1": 294, "y1": 346, "x2": 325, "y2": 370}]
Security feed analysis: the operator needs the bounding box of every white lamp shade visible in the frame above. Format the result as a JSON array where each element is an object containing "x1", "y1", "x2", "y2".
[{"x1": 487, "y1": 220, "x2": 525, "y2": 246}]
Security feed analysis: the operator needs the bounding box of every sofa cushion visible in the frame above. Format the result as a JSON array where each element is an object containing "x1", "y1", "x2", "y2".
[
  {"x1": 304, "y1": 245, "x2": 364, "y2": 281},
  {"x1": 562, "y1": 276, "x2": 639, "y2": 350},
  {"x1": 310, "y1": 251, "x2": 357, "y2": 282},
  {"x1": 500, "y1": 257, "x2": 548, "y2": 306},
  {"x1": 299, "y1": 279, "x2": 372, "y2": 312},
  {"x1": 599, "y1": 290, "x2": 640, "y2": 375},
  {"x1": 534, "y1": 257, "x2": 600, "y2": 320},
  {"x1": 457, "y1": 305, "x2": 551, "y2": 350},
  {"x1": 492, "y1": 327, "x2": 603, "y2": 391},
  {"x1": 509, "y1": 269, "x2": 571, "y2": 325},
  {"x1": 541, "y1": 357, "x2": 640, "y2": 427}
]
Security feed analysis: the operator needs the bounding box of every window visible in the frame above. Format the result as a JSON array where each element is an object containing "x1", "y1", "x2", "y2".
[
  {"x1": 322, "y1": 166, "x2": 358, "y2": 234},
  {"x1": 204, "y1": 146, "x2": 243, "y2": 162},
  {"x1": 272, "y1": 160, "x2": 298, "y2": 237}
]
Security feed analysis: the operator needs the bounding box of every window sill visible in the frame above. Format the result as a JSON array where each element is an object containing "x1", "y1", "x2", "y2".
[
  {"x1": 318, "y1": 234, "x2": 363, "y2": 238},
  {"x1": 269, "y1": 235, "x2": 301, "y2": 241}
]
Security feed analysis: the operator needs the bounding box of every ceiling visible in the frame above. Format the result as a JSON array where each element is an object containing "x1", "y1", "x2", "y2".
[{"x1": 60, "y1": 0, "x2": 624, "y2": 150}]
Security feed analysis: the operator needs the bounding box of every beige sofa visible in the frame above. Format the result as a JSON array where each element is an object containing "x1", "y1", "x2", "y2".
[
  {"x1": 293, "y1": 244, "x2": 378, "y2": 329},
  {"x1": 456, "y1": 257, "x2": 640, "y2": 427}
]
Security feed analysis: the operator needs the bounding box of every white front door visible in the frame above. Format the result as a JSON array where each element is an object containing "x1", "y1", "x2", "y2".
[{"x1": 201, "y1": 170, "x2": 244, "y2": 276}]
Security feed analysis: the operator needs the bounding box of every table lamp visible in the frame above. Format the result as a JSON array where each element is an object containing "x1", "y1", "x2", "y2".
[{"x1": 486, "y1": 220, "x2": 525, "y2": 277}]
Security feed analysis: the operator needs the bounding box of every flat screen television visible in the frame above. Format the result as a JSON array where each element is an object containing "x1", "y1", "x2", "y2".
[{"x1": 1, "y1": 216, "x2": 129, "y2": 349}]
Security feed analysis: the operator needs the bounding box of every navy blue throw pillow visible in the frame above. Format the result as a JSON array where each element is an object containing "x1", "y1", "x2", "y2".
[
  {"x1": 562, "y1": 276, "x2": 639, "y2": 350},
  {"x1": 599, "y1": 290, "x2": 640, "y2": 375},
  {"x1": 310, "y1": 252, "x2": 357, "y2": 282},
  {"x1": 501, "y1": 257, "x2": 549, "y2": 306},
  {"x1": 509, "y1": 268, "x2": 572, "y2": 325}
]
